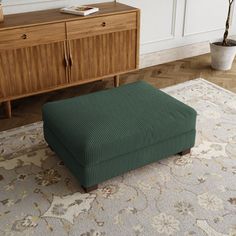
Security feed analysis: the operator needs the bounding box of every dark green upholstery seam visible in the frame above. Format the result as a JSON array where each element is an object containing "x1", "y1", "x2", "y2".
[
  {"x1": 83, "y1": 129, "x2": 196, "y2": 168},
  {"x1": 44, "y1": 124, "x2": 195, "y2": 168}
]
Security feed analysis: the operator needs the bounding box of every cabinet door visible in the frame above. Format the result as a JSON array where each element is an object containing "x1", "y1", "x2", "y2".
[
  {"x1": 0, "y1": 41, "x2": 68, "y2": 99},
  {"x1": 0, "y1": 23, "x2": 68, "y2": 100},
  {"x1": 66, "y1": 12, "x2": 138, "y2": 83},
  {"x1": 68, "y1": 30, "x2": 137, "y2": 83}
]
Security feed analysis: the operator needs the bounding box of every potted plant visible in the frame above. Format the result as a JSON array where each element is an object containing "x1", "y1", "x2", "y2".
[{"x1": 210, "y1": 0, "x2": 236, "y2": 70}]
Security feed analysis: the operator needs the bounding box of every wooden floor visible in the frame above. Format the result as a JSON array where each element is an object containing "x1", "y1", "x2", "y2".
[{"x1": 1, "y1": 53, "x2": 236, "y2": 131}]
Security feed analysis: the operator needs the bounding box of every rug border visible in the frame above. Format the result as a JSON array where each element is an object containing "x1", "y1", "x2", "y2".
[
  {"x1": 0, "y1": 121, "x2": 42, "y2": 138},
  {"x1": 163, "y1": 78, "x2": 236, "y2": 96}
]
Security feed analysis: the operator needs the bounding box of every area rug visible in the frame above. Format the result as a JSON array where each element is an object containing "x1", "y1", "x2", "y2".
[{"x1": 0, "y1": 79, "x2": 236, "y2": 236}]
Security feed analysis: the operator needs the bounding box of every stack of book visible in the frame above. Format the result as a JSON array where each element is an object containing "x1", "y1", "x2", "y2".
[{"x1": 60, "y1": 5, "x2": 99, "y2": 16}]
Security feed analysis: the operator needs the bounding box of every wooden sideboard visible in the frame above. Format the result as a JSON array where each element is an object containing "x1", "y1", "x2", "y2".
[{"x1": 0, "y1": 2, "x2": 140, "y2": 118}]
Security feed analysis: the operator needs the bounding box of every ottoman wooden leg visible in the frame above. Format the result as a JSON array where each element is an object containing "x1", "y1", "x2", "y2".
[
  {"x1": 178, "y1": 148, "x2": 191, "y2": 156},
  {"x1": 48, "y1": 145, "x2": 54, "y2": 152},
  {"x1": 82, "y1": 185, "x2": 98, "y2": 193}
]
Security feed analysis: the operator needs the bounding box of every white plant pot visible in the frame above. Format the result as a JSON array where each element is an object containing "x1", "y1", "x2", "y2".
[{"x1": 210, "y1": 42, "x2": 236, "y2": 71}]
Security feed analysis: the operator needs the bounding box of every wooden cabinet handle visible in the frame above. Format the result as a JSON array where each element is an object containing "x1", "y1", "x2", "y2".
[
  {"x1": 68, "y1": 41, "x2": 73, "y2": 67},
  {"x1": 69, "y1": 56, "x2": 73, "y2": 67},
  {"x1": 64, "y1": 56, "x2": 69, "y2": 67},
  {"x1": 21, "y1": 34, "x2": 27, "y2": 39},
  {"x1": 64, "y1": 41, "x2": 69, "y2": 67},
  {"x1": 101, "y1": 22, "x2": 106, "y2": 27}
]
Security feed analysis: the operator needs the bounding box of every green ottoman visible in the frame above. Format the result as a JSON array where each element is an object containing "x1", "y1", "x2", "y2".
[{"x1": 42, "y1": 81, "x2": 197, "y2": 192}]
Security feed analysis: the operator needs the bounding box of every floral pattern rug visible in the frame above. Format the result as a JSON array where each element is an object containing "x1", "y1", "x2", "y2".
[{"x1": 0, "y1": 78, "x2": 236, "y2": 236}]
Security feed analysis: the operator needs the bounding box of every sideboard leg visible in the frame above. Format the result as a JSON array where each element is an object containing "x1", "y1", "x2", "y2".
[
  {"x1": 114, "y1": 75, "x2": 120, "y2": 87},
  {"x1": 3, "y1": 101, "x2": 12, "y2": 118}
]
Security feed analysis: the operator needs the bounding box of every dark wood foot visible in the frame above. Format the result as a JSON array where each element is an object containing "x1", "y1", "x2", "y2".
[
  {"x1": 178, "y1": 148, "x2": 191, "y2": 156},
  {"x1": 48, "y1": 145, "x2": 54, "y2": 152},
  {"x1": 114, "y1": 75, "x2": 120, "y2": 87},
  {"x1": 82, "y1": 185, "x2": 98, "y2": 193},
  {"x1": 3, "y1": 101, "x2": 11, "y2": 118}
]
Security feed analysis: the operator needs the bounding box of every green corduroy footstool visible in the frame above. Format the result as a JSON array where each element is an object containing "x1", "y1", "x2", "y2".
[{"x1": 42, "y1": 81, "x2": 197, "y2": 192}]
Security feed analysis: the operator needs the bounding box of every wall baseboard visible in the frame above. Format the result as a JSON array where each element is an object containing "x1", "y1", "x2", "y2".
[{"x1": 140, "y1": 41, "x2": 210, "y2": 69}]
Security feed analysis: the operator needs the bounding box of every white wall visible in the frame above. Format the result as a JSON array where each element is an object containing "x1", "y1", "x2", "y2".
[
  {"x1": 2, "y1": 0, "x2": 236, "y2": 65},
  {"x1": 120, "y1": 0, "x2": 236, "y2": 54}
]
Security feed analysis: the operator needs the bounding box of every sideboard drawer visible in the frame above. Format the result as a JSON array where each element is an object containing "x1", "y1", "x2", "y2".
[
  {"x1": 67, "y1": 12, "x2": 137, "y2": 40},
  {"x1": 0, "y1": 23, "x2": 66, "y2": 50}
]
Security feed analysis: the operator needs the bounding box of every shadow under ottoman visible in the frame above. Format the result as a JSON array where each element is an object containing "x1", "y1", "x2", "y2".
[{"x1": 42, "y1": 81, "x2": 197, "y2": 192}]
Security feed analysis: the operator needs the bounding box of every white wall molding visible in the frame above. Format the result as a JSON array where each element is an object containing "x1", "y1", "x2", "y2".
[
  {"x1": 3, "y1": 0, "x2": 65, "y2": 7},
  {"x1": 140, "y1": 41, "x2": 210, "y2": 69},
  {"x1": 183, "y1": 0, "x2": 231, "y2": 37},
  {"x1": 118, "y1": 0, "x2": 179, "y2": 53},
  {"x1": 183, "y1": 0, "x2": 224, "y2": 37},
  {"x1": 141, "y1": 35, "x2": 175, "y2": 46},
  {"x1": 183, "y1": 28, "x2": 226, "y2": 38},
  {"x1": 2, "y1": 0, "x2": 68, "y2": 14},
  {"x1": 141, "y1": 0, "x2": 177, "y2": 46}
]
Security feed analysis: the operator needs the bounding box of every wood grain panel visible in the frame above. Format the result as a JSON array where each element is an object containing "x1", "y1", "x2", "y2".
[
  {"x1": 0, "y1": 23, "x2": 66, "y2": 50},
  {"x1": 0, "y1": 41, "x2": 67, "y2": 99},
  {"x1": 66, "y1": 12, "x2": 137, "y2": 39},
  {"x1": 0, "y1": 2, "x2": 137, "y2": 30},
  {"x1": 68, "y1": 29, "x2": 137, "y2": 83}
]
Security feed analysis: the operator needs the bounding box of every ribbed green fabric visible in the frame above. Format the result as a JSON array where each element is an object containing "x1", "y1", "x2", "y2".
[
  {"x1": 43, "y1": 81, "x2": 197, "y2": 167},
  {"x1": 44, "y1": 126, "x2": 196, "y2": 187}
]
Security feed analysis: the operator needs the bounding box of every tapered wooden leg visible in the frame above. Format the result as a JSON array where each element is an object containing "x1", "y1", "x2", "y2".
[
  {"x1": 82, "y1": 184, "x2": 98, "y2": 193},
  {"x1": 3, "y1": 101, "x2": 11, "y2": 118},
  {"x1": 178, "y1": 148, "x2": 191, "y2": 156},
  {"x1": 114, "y1": 75, "x2": 120, "y2": 87}
]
